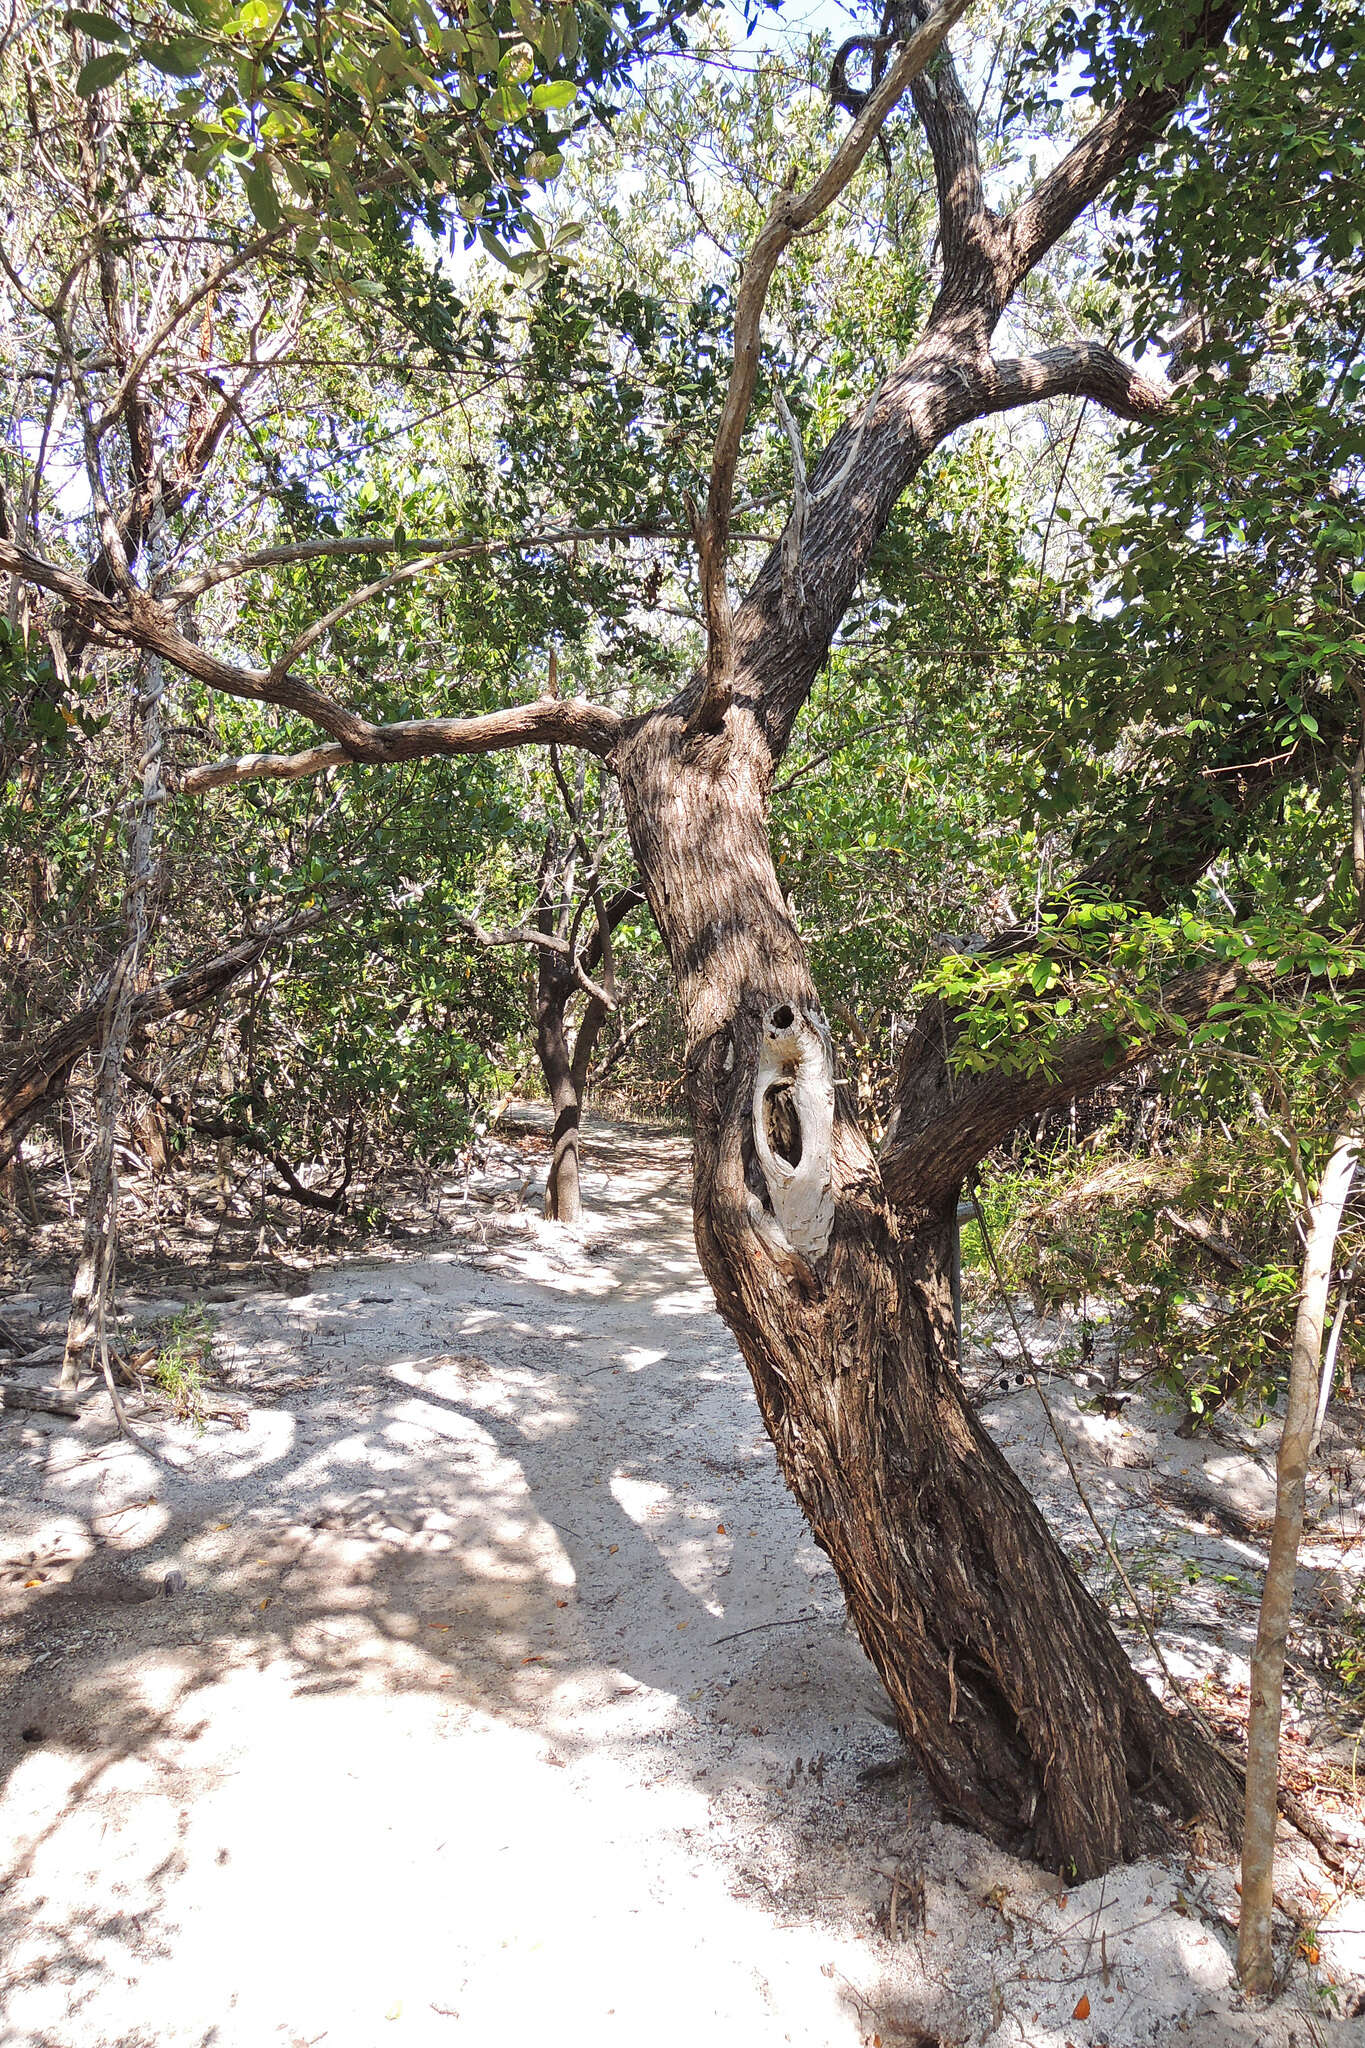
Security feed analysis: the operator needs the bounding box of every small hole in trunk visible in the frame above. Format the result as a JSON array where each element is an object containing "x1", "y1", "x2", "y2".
[
  {"x1": 764, "y1": 1082, "x2": 802, "y2": 1167},
  {"x1": 771, "y1": 1004, "x2": 795, "y2": 1030}
]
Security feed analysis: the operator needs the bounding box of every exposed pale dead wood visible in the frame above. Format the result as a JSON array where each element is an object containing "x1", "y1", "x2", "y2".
[{"x1": 0, "y1": 1385, "x2": 81, "y2": 1418}]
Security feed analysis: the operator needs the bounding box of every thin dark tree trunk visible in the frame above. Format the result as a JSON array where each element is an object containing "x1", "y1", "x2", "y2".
[
  {"x1": 616, "y1": 711, "x2": 1242, "y2": 1880},
  {"x1": 531, "y1": 814, "x2": 635, "y2": 1225},
  {"x1": 61, "y1": 622, "x2": 167, "y2": 1392},
  {"x1": 536, "y1": 963, "x2": 610, "y2": 1225}
]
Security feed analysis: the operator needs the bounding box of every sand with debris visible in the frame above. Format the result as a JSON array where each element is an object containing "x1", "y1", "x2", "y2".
[{"x1": 1, "y1": 1116, "x2": 1363, "y2": 2047}]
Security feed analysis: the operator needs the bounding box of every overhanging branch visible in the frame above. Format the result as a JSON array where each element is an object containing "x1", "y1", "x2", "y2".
[
  {"x1": 175, "y1": 697, "x2": 622, "y2": 794},
  {"x1": 162, "y1": 520, "x2": 680, "y2": 607},
  {"x1": 985, "y1": 343, "x2": 1173, "y2": 424},
  {"x1": 879, "y1": 953, "x2": 1274, "y2": 1214},
  {"x1": 0, "y1": 903, "x2": 335, "y2": 1173},
  {"x1": 0, "y1": 538, "x2": 623, "y2": 773}
]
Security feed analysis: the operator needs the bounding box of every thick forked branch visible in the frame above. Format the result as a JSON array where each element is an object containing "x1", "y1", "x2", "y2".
[
  {"x1": 703, "y1": 2, "x2": 1244, "y2": 766},
  {"x1": 880, "y1": 952, "x2": 1274, "y2": 1214},
  {"x1": 690, "y1": 0, "x2": 974, "y2": 732},
  {"x1": 1002, "y1": 3, "x2": 1242, "y2": 292}
]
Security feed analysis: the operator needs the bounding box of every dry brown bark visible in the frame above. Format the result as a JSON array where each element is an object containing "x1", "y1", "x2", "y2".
[
  {"x1": 597, "y1": 4, "x2": 1251, "y2": 1871},
  {"x1": 614, "y1": 694, "x2": 1241, "y2": 1879}
]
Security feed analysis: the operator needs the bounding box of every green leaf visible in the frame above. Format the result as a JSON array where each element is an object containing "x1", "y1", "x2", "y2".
[
  {"x1": 66, "y1": 10, "x2": 131, "y2": 44},
  {"x1": 76, "y1": 47, "x2": 132, "y2": 91},
  {"x1": 143, "y1": 35, "x2": 213, "y2": 74},
  {"x1": 477, "y1": 225, "x2": 525, "y2": 270},
  {"x1": 243, "y1": 160, "x2": 282, "y2": 228},
  {"x1": 531, "y1": 78, "x2": 577, "y2": 109}
]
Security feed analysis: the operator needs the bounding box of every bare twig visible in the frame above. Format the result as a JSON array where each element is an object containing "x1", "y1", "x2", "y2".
[{"x1": 161, "y1": 521, "x2": 679, "y2": 606}]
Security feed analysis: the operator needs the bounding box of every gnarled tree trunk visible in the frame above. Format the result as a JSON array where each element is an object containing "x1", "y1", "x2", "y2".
[
  {"x1": 536, "y1": 957, "x2": 607, "y2": 1226},
  {"x1": 616, "y1": 705, "x2": 1241, "y2": 1880},
  {"x1": 1, "y1": 0, "x2": 1257, "y2": 1885},
  {"x1": 530, "y1": 809, "x2": 641, "y2": 1225}
]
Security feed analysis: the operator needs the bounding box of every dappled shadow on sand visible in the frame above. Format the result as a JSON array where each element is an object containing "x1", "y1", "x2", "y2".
[
  {"x1": 0, "y1": 1120, "x2": 1354, "y2": 2047},
  {"x1": 0, "y1": 1120, "x2": 928, "y2": 2048}
]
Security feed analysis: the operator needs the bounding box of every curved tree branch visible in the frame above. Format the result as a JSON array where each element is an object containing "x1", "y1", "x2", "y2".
[
  {"x1": 984, "y1": 343, "x2": 1173, "y2": 423},
  {"x1": 879, "y1": 953, "x2": 1275, "y2": 1214},
  {"x1": 162, "y1": 520, "x2": 678, "y2": 607},
  {"x1": 175, "y1": 698, "x2": 623, "y2": 793},
  {"x1": 0, "y1": 538, "x2": 623, "y2": 772},
  {"x1": 690, "y1": 0, "x2": 975, "y2": 732}
]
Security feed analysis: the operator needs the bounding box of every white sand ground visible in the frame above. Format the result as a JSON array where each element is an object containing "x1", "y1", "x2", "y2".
[{"x1": 1, "y1": 1118, "x2": 1363, "y2": 2048}]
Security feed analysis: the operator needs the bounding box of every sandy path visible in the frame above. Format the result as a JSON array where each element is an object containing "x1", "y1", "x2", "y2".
[{"x1": 1, "y1": 1120, "x2": 1361, "y2": 2048}]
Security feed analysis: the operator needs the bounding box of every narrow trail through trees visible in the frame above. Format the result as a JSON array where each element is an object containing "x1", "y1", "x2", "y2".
[{"x1": 0, "y1": 1120, "x2": 1360, "y2": 2046}]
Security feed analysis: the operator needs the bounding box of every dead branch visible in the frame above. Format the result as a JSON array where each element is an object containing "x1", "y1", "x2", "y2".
[{"x1": 1161, "y1": 1207, "x2": 1252, "y2": 1273}]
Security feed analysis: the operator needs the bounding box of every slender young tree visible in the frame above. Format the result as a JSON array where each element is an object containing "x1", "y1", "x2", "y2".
[{"x1": 1238, "y1": 1076, "x2": 1365, "y2": 1990}]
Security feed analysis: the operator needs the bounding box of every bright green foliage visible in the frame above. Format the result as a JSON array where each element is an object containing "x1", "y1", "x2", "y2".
[{"x1": 62, "y1": 0, "x2": 708, "y2": 257}]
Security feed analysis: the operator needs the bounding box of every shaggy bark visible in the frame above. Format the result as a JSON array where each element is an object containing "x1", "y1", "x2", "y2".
[
  {"x1": 604, "y1": 24, "x2": 1251, "y2": 1852},
  {"x1": 615, "y1": 705, "x2": 1241, "y2": 1880}
]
